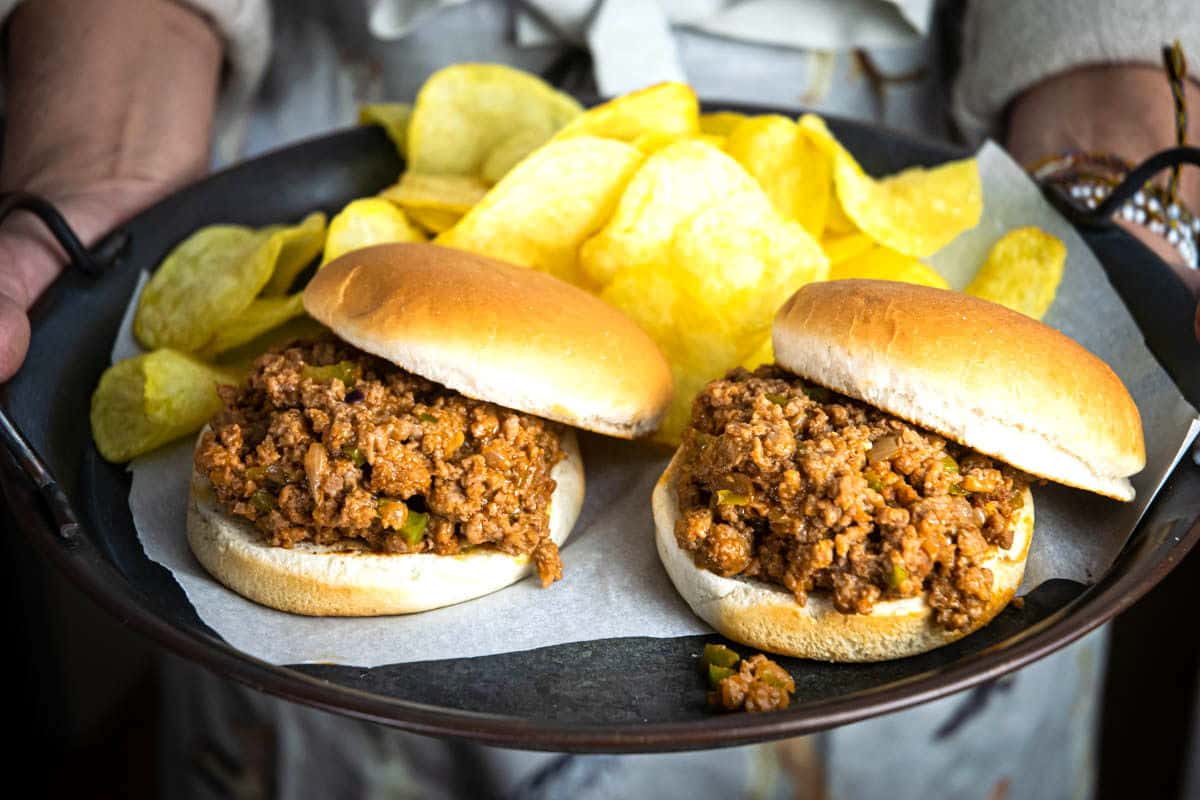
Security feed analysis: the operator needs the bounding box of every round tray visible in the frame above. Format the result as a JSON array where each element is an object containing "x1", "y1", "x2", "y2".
[{"x1": 4, "y1": 113, "x2": 1199, "y2": 753}]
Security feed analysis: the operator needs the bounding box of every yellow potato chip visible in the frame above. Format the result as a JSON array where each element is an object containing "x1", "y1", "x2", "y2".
[
  {"x1": 629, "y1": 130, "x2": 685, "y2": 154},
  {"x1": 740, "y1": 336, "x2": 774, "y2": 370},
  {"x1": 553, "y1": 82, "x2": 699, "y2": 145},
  {"x1": 821, "y1": 232, "x2": 874, "y2": 264},
  {"x1": 322, "y1": 198, "x2": 425, "y2": 265},
  {"x1": 966, "y1": 226, "x2": 1066, "y2": 320},
  {"x1": 830, "y1": 245, "x2": 949, "y2": 289},
  {"x1": 700, "y1": 111, "x2": 747, "y2": 137},
  {"x1": 799, "y1": 114, "x2": 981, "y2": 257},
  {"x1": 725, "y1": 114, "x2": 831, "y2": 236},
  {"x1": 480, "y1": 129, "x2": 549, "y2": 185},
  {"x1": 261, "y1": 212, "x2": 328, "y2": 296},
  {"x1": 599, "y1": 271, "x2": 726, "y2": 441},
  {"x1": 405, "y1": 206, "x2": 461, "y2": 234},
  {"x1": 592, "y1": 150, "x2": 829, "y2": 443},
  {"x1": 358, "y1": 102, "x2": 412, "y2": 157},
  {"x1": 135, "y1": 226, "x2": 275, "y2": 352},
  {"x1": 214, "y1": 315, "x2": 330, "y2": 371},
  {"x1": 380, "y1": 172, "x2": 489, "y2": 216},
  {"x1": 90, "y1": 349, "x2": 239, "y2": 462},
  {"x1": 437, "y1": 137, "x2": 643, "y2": 285},
  {"x1": 197, "y1": 294, "x2": 306, "y2": 359},
  {"x1": 407, "y1": 63, "x2": 581, "y2": 177},
  {"x1": 823, "y1": 194, "x2": 858, "y2": 236},
  {"x1": 579, "y1": 139, "x2": 767, "y2": 287},
  {"x1": 669, "y1": 204, "x2": 829, "y2": 320}
]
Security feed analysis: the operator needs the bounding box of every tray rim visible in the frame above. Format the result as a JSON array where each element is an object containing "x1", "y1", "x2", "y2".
[{"x1": 5, "y1": 116, "x2": 1200, "y2": 752}]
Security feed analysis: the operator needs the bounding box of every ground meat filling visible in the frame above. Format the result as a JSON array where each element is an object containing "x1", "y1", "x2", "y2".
[
  {"x1": 195, "y1": 339, "x2": 566, "y2": 586},
  {"x1": 710, "y1": 654, "x2": 796, "y2": 713},
  {"x1": 675, "y1": 366, "x2": 1031, "y2": 631}
]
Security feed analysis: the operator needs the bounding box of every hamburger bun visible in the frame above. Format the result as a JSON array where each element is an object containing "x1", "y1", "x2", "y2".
[
  {"x1": 187, "y1": 430, "x2": 584, "y2": 616},
  {"x1": 773, "y1": 280, "x2": 1144, "y2": 501},
  {"x1": 303, "y1": 242, "x2": 673, "y2": 439},
  {"x1": 653, "y1": 452, "x2": 1034, "y2": 662}
]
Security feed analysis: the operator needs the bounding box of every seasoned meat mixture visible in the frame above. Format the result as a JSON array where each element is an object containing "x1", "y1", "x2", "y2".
[
  {"x1": 195, "y1": 339, "x2": 566, "y2": 585},
  {"x1": 710, "y1": 654, "x2": 796, "y2": 713},
  {"x1": 675, "y1": 366, "x2": 1031, "y2": 630},
  {"x1": 701, "y1": 643, "x2": 795, "y2": 713}
]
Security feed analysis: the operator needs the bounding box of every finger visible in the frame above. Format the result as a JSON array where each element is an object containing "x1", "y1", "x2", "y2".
[
  {"x1": 0, "y1": 219, "x2": 68, "y2": 309},
  {"x1": 0, "y1": 291, "x2": 31, "y2": 382}
]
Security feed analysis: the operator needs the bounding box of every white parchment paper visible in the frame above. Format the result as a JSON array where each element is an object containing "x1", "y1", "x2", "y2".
[{"x1": 117, "y1": 142, "x2": 1199, "y2": 667}]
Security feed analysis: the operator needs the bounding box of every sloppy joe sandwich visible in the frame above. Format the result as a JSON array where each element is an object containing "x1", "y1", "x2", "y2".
[
  {"x1": 654, "y1": 279, "x2": 1144, "y2": 661},
  {"x1": 189, "y1": 243, "x2": 673, "y2": 616}
]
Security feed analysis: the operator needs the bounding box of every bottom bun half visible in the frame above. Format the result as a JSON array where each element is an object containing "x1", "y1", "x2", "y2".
[
  {"x1": 653, "y1": 452, "x2": 1033, "y2": 662},
  {"x1": 188, "y1": 430, "x2": 584, "y2": 616}
]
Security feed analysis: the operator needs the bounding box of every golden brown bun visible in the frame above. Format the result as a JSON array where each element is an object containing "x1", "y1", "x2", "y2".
[
  {"x1": 653, "y1": 452, "x2": 1034, "y2": 662},
  {"x1": 303, "y1": 242, "x2": 673, "y2": 438},
  {"x1": 187, "y1": 430, "x2": 584, "y2": 616},
  {"x1": 773, "y1": 280, "x2": 1144, "y2": 501}
]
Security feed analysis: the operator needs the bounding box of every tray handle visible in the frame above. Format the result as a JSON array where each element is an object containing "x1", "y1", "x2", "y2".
[{"x1": 0, "y1": 192, "x2": 128, "y2": 541}]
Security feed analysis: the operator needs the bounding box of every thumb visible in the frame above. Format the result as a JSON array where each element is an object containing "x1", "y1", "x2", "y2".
[{"x1": 0, "y1": 291, "x2": 31, "y2": 382}]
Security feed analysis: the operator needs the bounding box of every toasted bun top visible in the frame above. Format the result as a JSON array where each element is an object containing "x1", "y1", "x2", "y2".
[
  {"x1": 773, "y1": 280, "x2": 1145, "y2": 500},
  {"x1": 303, "y1": 243, "x2": 673, "y2": 438}
]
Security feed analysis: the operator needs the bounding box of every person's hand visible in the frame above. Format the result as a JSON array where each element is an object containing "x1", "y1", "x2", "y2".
[
  {"x1": 0, "y1": 0, "x2": 223, "y2": 381},
  {"x1": 0, "y1": 179, "x2": 186, "y2": 380},
  {"x1": 1005, "y1": 64, "x2": 1200, "y2": 340}
]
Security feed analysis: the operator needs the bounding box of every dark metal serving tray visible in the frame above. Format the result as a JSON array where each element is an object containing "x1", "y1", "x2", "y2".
[{"x1": 4, "y1": 109, "x2": 1200, "y2": 753}]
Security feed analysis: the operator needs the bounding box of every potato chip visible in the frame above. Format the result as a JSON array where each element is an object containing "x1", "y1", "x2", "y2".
[
  {"x1": 700, "y1": 111, "x2": 747, "y2": 137},
  {"x1": 823, "y1": 194, "x2": 858, "y2": 236},
  {"x1": 323, "y1": 198, "x2": 425, "y2": 265},
  {"x1": 740, "y1": 336, "x2": 774, "y2": 370},
  {"x1": 198, "y1": 294, "x2": 306, "y2": 359},
  {"x1": 966, "y1": 226, "x2": 1066, "y2": 319},
  {"x1": 591, "y1": 147, "x2": 829, "y2": 443},
  {"x1": 628, "y1": 130, "x2": 684, "y2": 154},
  {"x1": 725, "y1": 114, "x2": 831, "y2": 236},
  {"x1": 669, "y1": 204, "x2": 829, "y2": 321},
  {"x1": 405, "y1": 206, "x2": 461, "y2": 234},
  {"x1": 214, "y1": 315, "x2": 330, "y2": 371},
  {"x1": 553, "y1": 82, "x2": 699, "y2": 146},
  {"x1": 821, "y1": 232, "x2": 874, "y2": 264},
  {"x1": 437, "y1": 137, "x2": 643, "y2": 284},
  {"x1": 406, "y1": 64, "x2": 581, "y2": 177},
  {"x1": 599, "y1": 271, "x2": 729, "y2": 441},
  {"x1": 830, "y1": 245, "x2": 949, "y2": 289},
  {"x1": 579, "y1": 139, "x2": 766, "y2": 287},
  {"x1": 261, "y1": 212, "x2": 328, "y2": 296},
  {"x1": 135, "y1": 226, "x2": 275, "y2": 352},
  {"x1": 90, "y1": 349, "x2": 239, "y2": 462},
  {"x1": 380, "y1": 172, "x2": 488, "y2": 217},
  {"x1": 480, "y1": 129, "x2": 549, "y2": 185},
  {"x1": 799, "y1": 114, "x2": 981, "y2": 257},
  {"x1": 358, "y1": 102, "x2": 412, "y2": 157}
]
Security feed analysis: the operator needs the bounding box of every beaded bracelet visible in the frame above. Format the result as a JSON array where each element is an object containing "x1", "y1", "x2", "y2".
[{"x1": 1029, "y1": 41, "x2": 1198, "y2": 270}]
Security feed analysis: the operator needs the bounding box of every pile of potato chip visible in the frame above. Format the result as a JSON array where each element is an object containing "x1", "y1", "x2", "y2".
[{"x1": 92, "y1": 63, "x2": 1068, "y2": 461}]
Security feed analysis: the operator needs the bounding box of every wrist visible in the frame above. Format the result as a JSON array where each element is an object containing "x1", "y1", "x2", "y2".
[
  {"x1": 1006, "y1": 64, "x2": 1200, "y2": 208},
  {"x1": 1, "y1": 0, "x2": 221, "y2": 195},
  {"x1": 0, "y1": 178, "x2": 164, "y2": 309}
]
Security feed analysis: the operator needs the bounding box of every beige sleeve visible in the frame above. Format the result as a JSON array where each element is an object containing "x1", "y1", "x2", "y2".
[
  {"x1": 952, "y1": 0, "x2": 1200, "y2": 143},
  {"x1": 176, "y1": 0, "x2": 273, "y2": 161}
]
